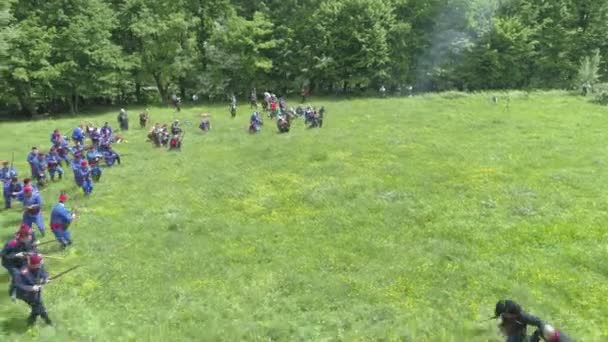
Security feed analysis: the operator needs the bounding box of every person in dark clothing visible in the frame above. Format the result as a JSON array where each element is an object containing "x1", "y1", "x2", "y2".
[
  {"x1": 14, "y1": 254, "x2": 52, "y2": 325},
  {"x1": 494, "y1": 300, "x2": 572, "y2": 342},
  {"x1": 1, "y1": 227, "x2": 36, "y2": 301}
]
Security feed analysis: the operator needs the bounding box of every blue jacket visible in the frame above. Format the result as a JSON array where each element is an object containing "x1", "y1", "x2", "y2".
[
  {"x1": 72, "y1": 127, "x2": 84, "y2": 140},
  {"x1": 23, "y1": 194, "x2": 42, "y2": 217},
  {"x1": 45, "y1": 155, "x2": 60, "y2": 169},
  {"x1": 1, "y1": 239, "x2": 34, "y2": 270},
  {"x1": 104, "y1": 151, "x2": 119, "y2": 164},
  {"x1": 14, "y1": 266, "x2": 48, "y2": 302},
  {"x1": 78, "y1": 166, "x2": 91, "y2": 180},
  {"x1": 34, "y1": 157, "x2": 47, "y2": 173},
  {"x1": 0, "y1": 166, "x2": 17, "y2": 183},
  {"x1": 15, "y1": 183, "x2": 38, "y2": 202},
  {"x1": 50, "y1": 203, "x2": 73, "y2": 230},
  {"x1": 27, "y1": 152, "x2": 38, "y2": 165}
]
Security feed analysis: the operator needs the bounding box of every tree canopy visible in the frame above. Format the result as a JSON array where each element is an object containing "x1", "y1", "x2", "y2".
[{"x1": 1, "y1": 0, "x2": 607, "y2": 115}]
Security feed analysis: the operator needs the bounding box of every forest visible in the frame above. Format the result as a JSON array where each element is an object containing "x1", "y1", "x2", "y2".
[{"x1": 1, "y1": 0, "x2": 607, "y2": 115}]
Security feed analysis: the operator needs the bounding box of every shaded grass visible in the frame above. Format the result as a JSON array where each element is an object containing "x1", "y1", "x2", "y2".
[{"x1": 0, "y1": 92, "x2": 607, "y2": 340}]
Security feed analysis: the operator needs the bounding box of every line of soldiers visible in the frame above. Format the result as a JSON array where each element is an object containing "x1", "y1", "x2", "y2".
[{"x1": 1, "y1": 192, "x2": 77, "y2": 326}]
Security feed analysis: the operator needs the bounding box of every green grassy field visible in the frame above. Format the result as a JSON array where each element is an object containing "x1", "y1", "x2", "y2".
[{"x1": 1, "y1": 92, "x2": 607, "y2": 341}]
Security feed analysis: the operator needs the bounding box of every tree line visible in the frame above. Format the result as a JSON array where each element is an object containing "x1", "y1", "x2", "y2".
[{"x1": 1, "y1": 0, "x2": 607, "y2": 116}]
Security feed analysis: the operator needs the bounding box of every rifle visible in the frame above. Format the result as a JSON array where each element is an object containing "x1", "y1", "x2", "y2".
[
  {"x1": 478, "y1": 316, "x2": 496, "y2": 323},
  {"x1": 36, "y1": 240, "x2": 58, "y2": 247},
  {"x1": 48, "y1": 265, "x2": 81, "y2": 281}
]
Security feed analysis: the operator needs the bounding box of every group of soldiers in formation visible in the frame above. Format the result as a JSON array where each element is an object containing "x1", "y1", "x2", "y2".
[
  {"x1": 1, "y1": 101, "x2": 575, "y2": 341},
  {"x1": 1, "y1": 115, "x2": 126, "y2": 326},
  {"x1": 1, "y1": 174, "x2": 80, "y2": 326}
]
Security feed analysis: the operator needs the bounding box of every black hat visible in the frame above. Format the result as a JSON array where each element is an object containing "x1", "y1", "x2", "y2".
[{"x1": 494, "y1": 299, "x2": 522, "y2": 318}]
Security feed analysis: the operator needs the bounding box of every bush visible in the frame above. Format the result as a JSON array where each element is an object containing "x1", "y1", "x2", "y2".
[{"x1": 592, "y1": 83, "x2": 608, "y2": 105}]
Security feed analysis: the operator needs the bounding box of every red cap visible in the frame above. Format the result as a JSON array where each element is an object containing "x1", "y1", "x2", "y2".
[
  {"x1": 59, "y1": 194, "x2": 67, "y2": 202},
  {"x1": 23, "y1": 185, "x2": 33, "y2": 193},
  {"x1": 29, "y1": 254, "x2": 42, "y2": 266},
  {"x1": 81, "y1": 160, "x2": 88, "y2": 166}
]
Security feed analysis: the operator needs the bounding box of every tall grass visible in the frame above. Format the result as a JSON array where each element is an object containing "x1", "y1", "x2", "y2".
[{"x1": 0, "y1": 92, "x2": 606, "y2": 341}]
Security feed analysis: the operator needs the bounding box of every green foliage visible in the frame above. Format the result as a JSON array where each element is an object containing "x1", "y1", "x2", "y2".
[
  {"x1": 202, "y1": 11, "x2": 276, "y2": 95},
  {"x1": 1, "y1": 94, "x2": 608, "y2": 340},
  {"x1": 3, "y1": 0, "x2": 608, "y2": 114},
  {"x1": 577, "y1": 49, "x2": 603, "y2": 86},
  {"x1": 313, "y1": 0, "x2": 394, "y2": 87}
]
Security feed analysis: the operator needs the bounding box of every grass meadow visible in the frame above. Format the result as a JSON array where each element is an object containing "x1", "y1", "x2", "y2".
[{"x1": 1, "y1": 92, "x2": 607, "y2": 341}]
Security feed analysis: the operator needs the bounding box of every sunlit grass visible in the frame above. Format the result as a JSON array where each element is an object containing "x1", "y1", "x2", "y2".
[{"x1": 1, "y1": 92, "x2": 607, "y2": 341}]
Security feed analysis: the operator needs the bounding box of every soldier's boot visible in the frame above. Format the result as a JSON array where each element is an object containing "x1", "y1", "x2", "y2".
[
  {"x1": 41, "y1": 312, "x2": 52, "y2": 325},
  {"x1": 27, "y1": 313, "x2": 38, "y2": 326}
]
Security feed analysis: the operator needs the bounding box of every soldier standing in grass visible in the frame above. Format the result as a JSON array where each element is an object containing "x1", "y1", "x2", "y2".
[
  {"x1": 78, "y1": 160, "x2": 93, "y2": 195},
  {"x1": 1, "y1": 226, "x2": 36, "y2": 301},
  {"x1": 13, "y1": 178, "x2": 38, "y2": 204},
  {"x1": 22, "y1": 186, "x2": 45, "y2": 237},
  {"x1": 50, "y1": 193, "x2": 75, "y2": 249},
  {"x1": 14, "y1": 254, "x2": 52, "y2": 326},
  {"x1": 494, "y1": 299, "x2": 572, "y2": 342},
  {"x1": 1, "y1": 160, "x2": 18, "y2": 183},
  {"x1": 2, "y1": 160, "x2": 18, "y2": 208},
  {"x1": 27, "y1": 147, "x2": 39, "y2": 178},
  {"x1": 72, "y1": 124, "x2": 85, "y2": 145},
  {"x1": 46, "y1": 150, "x2": 63, "y2": 181},
  {"x1": 4, "y1": 176, "x2": 22, "y2": 209},
  {"x1": 71, "y1": 153, "x2": 84, "y2": 186}
]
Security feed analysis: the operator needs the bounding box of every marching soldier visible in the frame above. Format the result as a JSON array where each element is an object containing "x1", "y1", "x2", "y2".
[
  {"x1": 50, "y1": 193, "x2": 75, "y2": 249},
  {"x1": 1, "y1": 226, "x2": 36, "y2": 301},
  {"x1": 14, "y1": 254, "x2": 52, "y2": 325},
  {"x1": 22, "y1": 186, "x2": 45, "y2": 237}
]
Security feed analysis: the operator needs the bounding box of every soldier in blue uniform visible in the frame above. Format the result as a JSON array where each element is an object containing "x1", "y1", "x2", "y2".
[
  {"x1": 27, "y1": 147, "x2": 39, "y2": 178},
  {"x1": 14, "y1": 254, "x2": 52, "y2": 325},
  {"x1": 13, "y1": 178, "x2": 38, "y2": 205},
  {"x1": 103, "y1": 148, "x2": 121, "y2": 167},
  {"x1": 1, "y1": 228, "x2": 36, "y2": 301},
  {"x1": 86, "y1": 146, "x2": 102, "y2": 165},
  {"x1": 71, "y1": 125, "x2": 85, "y2": 145},
  {"x1": 45, "y1": 151, "x2": 63, "y2": 181},
  {"x1": 50, "y1": 193, "x2": 75, "y2": 249},
  {"x1": 79, "y1": 161, "x2": 93, "y2": 195},
  {"x1": 22, "y1": 186, "x2": 45, "y2": 236},
  {"x1": 50, "y1": 129, "x2": 62, "y2": 147},
  {"x1": 0, "y1": 160, "x2": 18, "y2": 181},
  {"x1": 56, "y1": 139, "x2": 71, "y2": 166},
  {"x1": 34, "y1": 153, "x2": 48, "y2": 187},
  {"x1": 71, "y1": 140, "x2": 85, "y2": 157},
  {"x1": 249, "y1": 112, "x2": 263, "y2": 133},
  {"x1": 90, "y1": 157, "x2": 102, "y2": 182},
  {"x1": 1, "y1": 161, "x2": 18, "y2": 208},
  {"x1": 4, "y1": 176, "x2": 22, "y2": 209},
  {"x1": 71, "y1": 154, "x2": 84, "y2": 186},
  {"x1": 100, "y1": 122, "x2": 113, "y2": 138}
]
